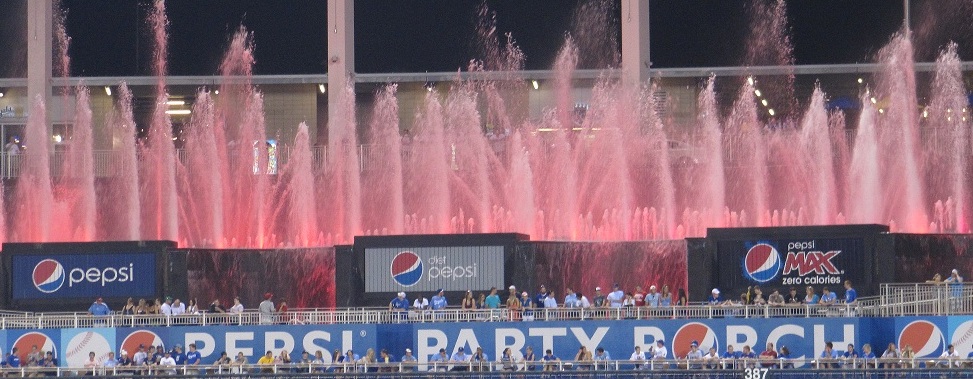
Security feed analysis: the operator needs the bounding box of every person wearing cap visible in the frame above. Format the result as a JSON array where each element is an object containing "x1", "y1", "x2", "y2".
[
  {"x1": 400, "y1": 348, "x2": 417, "y2": 372},
  {"x1": 519, "y1": 291, "x2": 535, "y2": 321},
  {"x1": 389, "y1": 292, "x2": 410, "y2": 321},
  {"x1": 707, "y1": 289, "x2": 722, "y2": 305},
  {"x1": 259, "y1": 292, "x2": 276, "y2": 325},
  {"x1": 945, "y1": 269, "x2": 964, "y2": 311},
  {"x1": 171, "y1": 345, "x2": 187, "y2": 367},
  {"x1": 88, "y1": 297, "x2": 110, "y2": 316},
  {"x1": 450, "y1": 347, "x2": 470, "y2": 371},
  {"x1": 685, "y1": 341, "x2": 704, "y2": 369},
  {"x1": 159, "y1": 351, "x2": 177, "y2": 375},
  {"x1": 593, "y1": 287, "x2": 607, "y2": 308},
  {"x1": 431, "y1": 289, "x2": 448, "y2": 310},
  {"x1": 160, "y1": 297, "x2": 173, "y2": 315},
  {"x1": 133, "y1": 344, "x2": 147, "y2": 366},
  {"x1": 428, "y1": 348, "x2": 449, "y2": 371},
  {"x1": 652, "y1": 339, "x2": 668, "y2": 369},
  {"x1": 644, "y1": 285, "x2": 659, "y2": 308},
  {"x1": 118, "y1": 349, "x2": 134, "y2": 368},
  {"x1": 534, "y1": 285, "x2": 549, "y2": 309}
]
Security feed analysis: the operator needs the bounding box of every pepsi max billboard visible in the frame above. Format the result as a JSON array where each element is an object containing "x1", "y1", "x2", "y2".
[
  {"x1": 364, "y1": 246, "x2": 504, "y2": 293},
  {"x1": 704, "y1": 225, "x2": 888, "y2": 300},
  {"x1": 11, "y1": 253, "x2": 157, "y2": 300}
]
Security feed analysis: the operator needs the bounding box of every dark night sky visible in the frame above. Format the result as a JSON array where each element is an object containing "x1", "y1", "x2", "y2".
[{"x1": 0, "y1": 1, "x2": 971, "y2": 77}]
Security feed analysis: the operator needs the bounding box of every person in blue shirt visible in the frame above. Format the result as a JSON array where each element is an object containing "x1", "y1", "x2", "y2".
[
  {"x1": 860, "y1": 343, "x2": 876, "y2": 368},
  {"x1": 428, "y1": 348, "x2": 449, "y2": 371},
  {"x1": 593, "y1": 347, "x2": 611, "y2": 370},
  {"x1": 820, "y1": 287, "x2": 837, "y2": 305},
  {"x1": 841, "y1": 343, "x2": 858, "y2": 369},
  {"x1": 740, "y1": 345, "x2": 757, "y2": 368},
  {"x1": 1, "y1": 348, "x2": 22, "y2": 368},
  {"x1": 470, "y1": 347, "x2": 489, "y2": 371},
  {"x1": 534, "y1": 285, "x2": 549, "y2": 309},
  {"x1": 523, "y1": 346, "x2": 537, "y2": 371},
  {"x1": 171, "y1": 345, "x2": 187, "y2": 366},
  {"x1": 563, "y1": 288, "x2": 579, "y2": 308},
  {"x1": 819, "y1": 341, "x2": 838, "y2": 368},
  {"x1": 707, "y1": 288, "x2": 723, "y2": 305},
  {"x1": 646, "y1": 286, "x2": 660, "y2": 307},
  {"x1": 89, "y1": 297, "x2": 110, "y2": 316},
  {"x1": 449, "y1": 347, "x2": 470, "y2": 371},
  {"x1": 431, "y1": 289, "x2": 448, "y2": 310},
  {"x1": 389, "y1": 292, "x2": 409, "y2": 320},
  {"x1": 542, "y1": 349, "x2": 559, "y2": 371},
  {"x1": 844, "y1": 281, "x2": 858, "y2": 303},
  {"x1": 722, "y1": 344, "x2": 741, "y2": 369},
  {"x1": 484, "y1": 287, "x2": 501, "y2": 309},
  {"x1": 186, "y1": 343, "x2": 202, "y2": 374}
]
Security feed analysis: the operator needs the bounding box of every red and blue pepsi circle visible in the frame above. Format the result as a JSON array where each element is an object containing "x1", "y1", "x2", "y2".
[
  {"x1": 33, "y1": 259, "x2": 66, "y2": 293},
  {"x1": 743, "y1": 243, "x2": 781, "y2": 283},
  {"x1": 390, "y1": 251, "x2": 423, "y2": 287}
]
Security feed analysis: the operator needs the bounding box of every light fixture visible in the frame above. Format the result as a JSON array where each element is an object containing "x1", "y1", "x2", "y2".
[
  {"x1": 922, "y1": 110, "x2": 929, "y2": 118},
  {"x1": 870, "y1": 97, "x2": 877, "y2": 104},
  {"x1": 0, "y1": 91, "x2": 5, "y2": 98},
  {"x1": 104, "y1": 86, "x2": 112, "y2": 96},
  {"x1": 318, "y1": 84, "x2": 327, "y2": 94},
  {"x1": 52, "y1": 134, "x2": 62, "y2": 143},
  {"x1": 165, "y1": 109, "x2": 191, "y2": 115},
  {"x1": 747, "y1": 77, "x2": 754, "y2": 86},
  {"x1": 754, "y1": 89, "x2": 762, "y2": 97},
  {"x1": 214, "y1": 89, "x2": 220, "y2": 95},
  {"x1": 857, "y1": 78, "x2": 863, "y2": 84},
  {"x1": 878, "y1": 108, "x2": 885, "y2": 114},
  {"x1": 166, "y1": 100, "x2": 186, "y2": 106},
  {"x1": 424, "y1": 82, "x2": 435, "y2": 92},
  {"x1": 531, "y1": 80, "x2": 539, "y2": 90},
  {"x1": 761, "y1": 99, "x2": 768, "y2": 107},
  {"x1": 768, "y1": 109, "x2": 775, "y2": 116}
]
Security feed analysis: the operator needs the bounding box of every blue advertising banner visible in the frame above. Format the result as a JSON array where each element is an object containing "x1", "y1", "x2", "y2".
[{"x1": 11, "y1": 253, "x2": 156, "y2": 300}]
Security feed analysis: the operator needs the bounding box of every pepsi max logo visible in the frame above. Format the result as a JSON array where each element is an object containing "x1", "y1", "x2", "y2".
[
  {"x1": 33, "y1": 259, "x2": 65, "y2": 293},
  {"x1": 391, "y1": 251, "x2": 423, "y2": 287},
  {"x1": 898, "y1": 320, "x2": 945, "y2": 357},
  {"x1": 744, "y1": 243, "x2": 781, "y2": 283},
  {"x1": 672, "y1": 322, "x2": 719, "y2": 359}
]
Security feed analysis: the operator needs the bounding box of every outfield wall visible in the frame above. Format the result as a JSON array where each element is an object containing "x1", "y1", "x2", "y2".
[{"x1": 3, "y1": 316, "x2": 973, "y2": 369}]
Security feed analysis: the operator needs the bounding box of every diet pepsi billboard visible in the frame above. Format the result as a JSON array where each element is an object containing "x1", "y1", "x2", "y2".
[
  {"x1": 364, "y1": 246, "x2": 504, "y2": 293},
  {"x1": 11, "y1": 253, "x2": 157, "y2": 300}
]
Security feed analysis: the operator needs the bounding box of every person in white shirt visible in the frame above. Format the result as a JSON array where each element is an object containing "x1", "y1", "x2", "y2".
[
  {"x1": 171, "y1": 299, "x2": 186, "y2": 315},
  {"x1": 158, "y1": 352, "x2": 177, "y2": 375},
  {"x1": 413, "y1": 296, "x2": 429, "y2": 310},
  {"x1": 630, "y1": 346, "x2": 647, "y2": 369},
  {"x1": 577, "y1": 292, "x2": 591, "y2": 308},
  {"x1": 160, "y1": 297, "x2": 173, "y2": 315},
  {"x1": 608, "y1": 283, "x2": 625, "y2": 308},
  {"x1": 652, "y1": 340, "x2": 668, "y2": 365},
  {"x1": 229, "y1": 297, "x2": 245, "y2": 314},
  {"x1": 936, "y1": 344, "x2": 960, "y2": 368},
  {"x1": 543, "y1": 292, "x2": 558, "y2": 308}
]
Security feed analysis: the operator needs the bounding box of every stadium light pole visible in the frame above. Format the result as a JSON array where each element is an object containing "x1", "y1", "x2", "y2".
[
  {"x1": 327, "y1": 0, "x2": 355, "y2": 147},
  {"x1": 27, "y1": 0, "x2": 53, "y2": 137},
  {"x1": 621, "y1": 0, "x2": 650, "y2": 89}
]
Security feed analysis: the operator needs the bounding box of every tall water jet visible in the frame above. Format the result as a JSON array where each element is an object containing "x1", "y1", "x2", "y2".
[
  {"x1": 926, "y1": 42, "x2": 970, "y2": 232},
  {"x1": 506, "y1": 131, "x2": 537, "y2": 235},
  {"x1": 445, "y1": 83, "x2": 492, "y2": 234},
  {"x1": 403, "y1": 92, "x2": 451, "y2": 233},
  {"x1": 875, "y1": 33, "x2": 927, "y2": 230},
  {"x1": 62, "y1": 86, "x2": 96, "y2": 240},
  {"x1": 847, "y1": 92, "x2": 882, "y2": 224},
  {"x1": 694, "y1": 77, "x2": 726, "y2": 228},
  {"x1": 724, "y1": 81, "x2": 768, "y2": 226},
  {"x1": 182, "y1": 91, "x2": 223, "y2": 246},
  {"x1": 318, "y1": 84, "x2": 361, "y2": 242},
  {"x1": 286, "y1": 123, "x2": 318, "y2": 246},
  {"x1": 800, "y1": 87, "x2": 838, "y2": 225},
  {"x1": 362, "y1": 85, "x2": 404, "y2": 234},
  {"x1": 13, "y1": 97, "x2": 53, "y2": 242},
  {"x1": 103, "y1": 84, "x2": 142, "y2": 241},
  {"x1": 141, "y1": 0, "x2": 178, "y2": 240}
]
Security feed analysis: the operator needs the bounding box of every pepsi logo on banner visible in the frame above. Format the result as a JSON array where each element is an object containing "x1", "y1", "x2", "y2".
[
  {"x1": 898, "y1": 320, "x2": 945, "y2": 357},
  {"x1": 391, "y1": 251, "x2": 424, "y2": 287},
  {"x1": 13, "y1": 332, "x2": 57, "y2": 359},
  {"x1": 672, "y1": 322, "x2": 719, "y2": 358},
  {"x1": 121, "y1": 330, "x2": 165, "y2": 358},
  {"x1": 33, "y1": 259, "x2": 66, "y2": 293},
  {"x1": 744, "y1": 243, "x2": 781, "y2": 283}
]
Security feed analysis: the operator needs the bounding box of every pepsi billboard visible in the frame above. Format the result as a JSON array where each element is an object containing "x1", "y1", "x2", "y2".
[
  {"x1": 364, "y1": 246, "x2": 504, "y2": 293},
  {"x1": 11, "y1": 253, "x2": 157, "y2": 300},
  {"x1": 703, "y1": 225, "x2": 887, "y2": 300}
]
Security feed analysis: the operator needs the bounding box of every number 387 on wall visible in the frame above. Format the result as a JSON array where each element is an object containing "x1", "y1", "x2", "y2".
[{"x1": 743, "y1": 368, "x2": 769, "y2": 379}]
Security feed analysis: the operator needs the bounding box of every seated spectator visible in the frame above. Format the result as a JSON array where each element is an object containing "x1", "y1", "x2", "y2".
[
  {"x1": 232, "y1": 352, "x2": 248, "y2": 374},
  {"x1": 186, "y1": 298, "x2": 200, "y2": 314},
  {"x1": 229, "y1": 297, "x2": 245, "y2": 314},
  {"x1": 704, "y1": 347, "x2": 721, "y2": 369},
  {"x1": 936, "y1": 344, "x2": 960, "y2": 368},
  {"x1": 103, "y1": 352, "x2": 118, "y2": 371},
  {"x1": 544, "y1": 291, "x2": 559, "y2": 309},
  {"x1": 630, "y1": 346, "x2": 647, "y2": 370},
  {"x1": 213, "y1": 351, "x2": 232, "y2": 372},
  {"x1": 722, "y1": 345, "x2": 741, "y2": 369},
  {"x1": 500, "y1": 348, "x2": 518, "y2": 371},
  {"x1": 449, "y1": 347, "x2": 470, "y2": 371},
  {"x1": 171, "y1": 298, "x2": 187, "y2": 315},
  {"x1": 522, "y1": 346, "x2": 537, "y2": 371},
  {"x1": 542, "y1": 349, "x2": 560, "y2": 371},
  {"x1": 820, "y1": 288, "x2": 837, "y2": 306},
  {"x1": 428, "y1": 348, "x2": 449, "y2": 371},
  {"x1": 784, "y1": 287, "x2": 801, "y2": 305},
  {"x1": 804, "y1": 286, "x2": 820, "y2": 305},
  {"x1": 759, "y1": 342, "x2": 778, "y2": 368},
  {"x1": 257, "y1": 350, "x2": 275, "y2": 373},
  {"x1": 817, "y1": 341, "x2": 838, "y2": 369},
  {"x1": 841, "y1": 343, "x2": 858, "y2": 369},
  {"x1": 707, "y1": 289, "x2": 722, "y2": 305},
  {"x1": 2, "y1": 348, "x2": 22, "y2": 370},
  {"x1": 470, "y1": 347, "x2": 489, "y2": 371},
  {"x1": 752, "y1": 287, "x2": 766, "y2": 305},
  {"x1": 573, "y1": 346, "x2": 593, "y2": 371},
  {"x1": 880, "y1": 342, "x2": 900, "y2": 368},
  {"x1": 739, "y1": 345, "x2": 757, "y2": 368},
  {"x1": 209, "y1": 299, "x2": 227, "y2": 313},
  {"x1": 117, "y1": 350, "x2": 134, "y2": 368},
  {"x1": 768, "y1": 289, "x2": 785, "y2": 306},
  {"x1": 378, "y1": 349, "x2": 395, "y2": 372},
  {"x1": 83, "y1": 351, "x2": 100, "y2": 375},
  {"x1": 778, "y1": 346, "x2": 794, "y2": 368},
  {"x1": 860, "y1": 343, "x2": 876, "y2": 368},
  {"x1": 684, "y1": 341, "x2": 704, "y2": 369}
]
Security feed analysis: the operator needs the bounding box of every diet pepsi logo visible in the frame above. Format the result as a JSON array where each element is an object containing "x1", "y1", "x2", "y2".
[
  {"x1": 898, "y1": 320, "x2": 945, "y2": 357},
  {"x1": 391, "y1": 251, "x2": 423, "y2": 287},
  {"x1": 33, "y1": 259, "x2": 66, "y2": 293},
  {"x1": 744, "y1": 243, "x2": 781, "y2": 283},
  {"x1": 672, "y1": 322, "x2": 719, "y2": 358}
]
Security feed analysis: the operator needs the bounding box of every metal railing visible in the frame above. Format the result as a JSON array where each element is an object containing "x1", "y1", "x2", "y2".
[
  {"x1": 879, "y1": 282, "x2": 973, "y2": 316},
  {"x1": 2, "y1": 357, "x2": 973, "y2": 377}
]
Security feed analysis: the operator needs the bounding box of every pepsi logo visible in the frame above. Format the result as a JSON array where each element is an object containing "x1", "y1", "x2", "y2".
[
  {"x1": 122, "y1": 330, "x2": 165, "y2": 359},
  {"x1": 391, "y1": 251, "x2": 423, "y2": 287},
  {"x1": 898, "y1": 320, "x2": 945, "y2": 357},
  {"x1": 672, "y1": 322, "x2": 719, "y2": 359},
  {"x1": 13, "y1": 332, "x2": 57, "y2": 360},
  {"x1": 33, "y1": 259, "x2": 65, "y2": 293},
  {"x1": 744, "y1": 243, "x2": 781, "y2": 283}
]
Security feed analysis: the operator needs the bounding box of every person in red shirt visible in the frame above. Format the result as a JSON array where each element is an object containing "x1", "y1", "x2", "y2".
[
  {"x1": 633, "y1": 286, "x2": 646, "y2": 307},
  {"x1": 760, "y1": 342, "x2": 779, "y2": 368}
]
